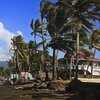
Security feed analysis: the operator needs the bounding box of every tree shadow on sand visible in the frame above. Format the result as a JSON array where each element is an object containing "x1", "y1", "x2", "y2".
[{"x1": 66, "y1": 79, "x2": 100, "y2": 100}]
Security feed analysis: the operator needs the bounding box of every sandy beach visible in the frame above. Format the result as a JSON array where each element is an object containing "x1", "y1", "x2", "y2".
[
  {"x1": 0, "y1": 86, "x2": 34, "y2": 100},
  {"x1": 0, "y1": 86, "x2": 68, "y2": 100}
]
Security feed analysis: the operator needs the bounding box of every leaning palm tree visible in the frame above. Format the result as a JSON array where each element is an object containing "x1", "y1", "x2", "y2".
[
  {"x1": 40, "y1": 0, "x2": 58, "y2": 79},
  {"x1": 40, "y1": 0, "x2": 73, "y2": 80},
  {"x1": 48, "y1": 35, "x2": 76, "y2": 79},
  {"x1": 57, "y1": 0, "x2": 100, "y2": 79},
  {"x1": 11, "y1": 35, "x2": 28, "y2": 73}
]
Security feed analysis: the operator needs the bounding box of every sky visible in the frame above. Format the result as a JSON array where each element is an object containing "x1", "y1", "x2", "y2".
[
  {"x1": 0, "y1": 0, "x2": 41, "y2": 61},
  {"x1": 0, "y1": 0, "x2": 99, "y2": 61}
]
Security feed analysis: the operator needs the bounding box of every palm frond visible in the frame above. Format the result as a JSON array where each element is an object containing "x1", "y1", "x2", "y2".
[{"x1": 30, "y1": 19, "x2": 34, "y2": 30}]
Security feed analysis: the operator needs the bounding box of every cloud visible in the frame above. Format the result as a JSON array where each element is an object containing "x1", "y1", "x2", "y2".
[
  {"x1": 0, "y1": 22, "x2": 24, "y2": 61},
  {"x1": 0, "y1": 22, "x2": 15, "y2": 61}
]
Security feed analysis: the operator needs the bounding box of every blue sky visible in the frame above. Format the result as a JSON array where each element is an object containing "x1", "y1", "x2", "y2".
[
  {"x1": 0, "y1": 0, "x2": 99, "y2": 61},
  {"x1": 0, "y1": 0, "x2": 41, "y2": 42},
  {"x1": 0, "y1": 0, "x2": 41, "y2": 61}
]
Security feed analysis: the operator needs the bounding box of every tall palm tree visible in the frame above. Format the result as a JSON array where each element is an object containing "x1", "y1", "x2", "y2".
[
  {"x1": 40, "y1": 0, "x2": 57, "y2": 79},
  {"x1": 40, "y1": 0, "x2": 100, "y2": 80},
  {"x1": 57, "y1": 0, "x2": 100, "y2": 79},
  {"x1": 49, "y1": 35, "x2": 76, "y2": 79},
  {"x1": 40, "y1": 0, "x2": 72, "y2": 80},
  {"x1": 30, "y1": 18, "x2": 49, "y2": 80},
  {"x1": 28, "y1": 39, "x2": 52, "y2": 80}
]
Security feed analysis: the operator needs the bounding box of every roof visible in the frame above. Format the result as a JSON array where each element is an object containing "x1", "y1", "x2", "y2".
[{"x1": 79, "y1": 57, "x2": 100, "y2": 62}]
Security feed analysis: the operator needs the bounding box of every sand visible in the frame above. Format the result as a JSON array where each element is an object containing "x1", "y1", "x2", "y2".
[
  {"x1": 0, "y1": 86, "x2": 33, "y2": 100},
  {"x1": 0, "y1": 86, "x2": 68, "y2": 100}
]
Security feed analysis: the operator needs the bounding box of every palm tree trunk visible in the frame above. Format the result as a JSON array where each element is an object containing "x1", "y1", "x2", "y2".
[
  {"x1": 34, "y1": 33, "x2": 37, "y2": 68},
  {"x1": 72, "y1": 56, "x2": 75, "y2": 77},
  {"x1": 55, "y1": 50, "x2": 58, "y2": 79},
  {"x1": 52, "y1": 49, "x2": 58, "y2": 80},
  {"x1": 75, "y1": 31, "x2": 79, "y2": 80},
  {"x1": 52, "y1": 48, "x2": 55, "y2": 80},
  {"x1": 34, "y1": 32, "x2": 37, "y2": 54},
  {"x1": 70, "y1": 56, "x2": 72, "y2": 80},
  {"x1": 13, "y1": 53, "x2": 16, "y2": 72},
  {"x1": 16, "y1": 49, "x2": 20, "y2": 73},
  {"x1": 91, "y1": 48, "x2": 96, "y2": 78},
  {"x1": 13, "y1": 45, "x2": 16, "y2": 73},
  {"x1": 41, "y1": 23, "x2": 49, "y2": 81},
  {"x1": 52, "y1": 32, "x2": 59, "y2": 80},
  {"x1": 70, "y1": 55, "x2": 74, "y2": 80}
]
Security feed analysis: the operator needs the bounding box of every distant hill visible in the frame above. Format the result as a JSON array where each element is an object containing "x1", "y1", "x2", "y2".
[{"x1": 0, "y1": 61, "x2": 8, "y2": 68}]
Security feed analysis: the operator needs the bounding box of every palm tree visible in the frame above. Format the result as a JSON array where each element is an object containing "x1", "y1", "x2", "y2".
[
  {"x1": 30, "y1": 19, "x2": 38, "y2": 55},
  {"x1": 49, "y1": 35, "x2": 76, "y2": 79},
  {"x1": 11, "y1": 35, "x2": 28, "y2": 73},
  {"x1": 91, "y1": 30, "x2": 100, "y2": 50},
  {"x1": 28, "y1": 39, "x2": 52, "y2": 80},
  {"x1": 40, "y1": 0, "x2": 72, "y2": 80},
  {"x1": 56, "y1": 0, "x2": 100, "y2": 79},
  {"x1": 30, "y1": 18, "x2": 50, "y2": 80},
  {"x1": 28, "y1": 40, "x2": 43, "y2": 69},
  {"x1": 40, "y1": 1, "x2": 56, "y2": 79},
  {"x1": 89, "y1": 30, "x2": 100, "y2": 77}
]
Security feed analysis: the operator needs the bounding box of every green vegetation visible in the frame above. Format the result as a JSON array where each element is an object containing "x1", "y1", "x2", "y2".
[{"x1": 6, "y1": 0, "x2": 100, "y2": 81}]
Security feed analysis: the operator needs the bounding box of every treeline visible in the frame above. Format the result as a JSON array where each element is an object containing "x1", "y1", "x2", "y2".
[{"x1": 8, "y1": 0, "x2": 100, "y2": 80}]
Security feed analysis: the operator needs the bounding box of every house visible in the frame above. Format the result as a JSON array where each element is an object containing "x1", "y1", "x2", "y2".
[
  {"x1": 10, "y1": 70, "x2": 38, "y2": 81},
  {"x1": 78, "y1": 57, "x2": 100, "y2": 76}
]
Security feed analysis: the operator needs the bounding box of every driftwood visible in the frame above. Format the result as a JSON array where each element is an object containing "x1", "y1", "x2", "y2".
[{"x1": 14, "y1": 80, "x2": 68, "y2": 91}]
